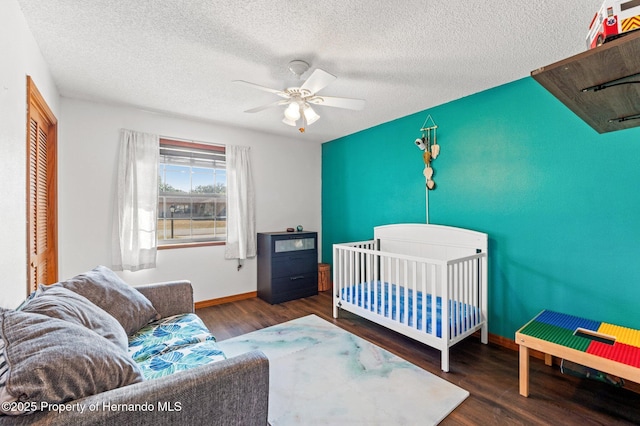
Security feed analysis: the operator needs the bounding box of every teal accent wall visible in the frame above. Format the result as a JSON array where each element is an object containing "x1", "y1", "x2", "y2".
[{"x1": 322, "y1": 77, "x2": 640, "y2": 339}]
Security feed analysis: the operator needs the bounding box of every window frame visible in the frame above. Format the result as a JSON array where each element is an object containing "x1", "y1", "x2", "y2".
[{"x1": 157, "y1": 138, "x2": 226, "y2": 250}]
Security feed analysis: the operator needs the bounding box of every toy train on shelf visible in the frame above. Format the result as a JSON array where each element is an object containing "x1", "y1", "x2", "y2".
[{"x1": 587, "y1": 0, "x2": 640, "y2": 49}]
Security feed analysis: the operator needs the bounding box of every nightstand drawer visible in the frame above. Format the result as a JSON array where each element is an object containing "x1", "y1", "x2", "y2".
[
  {"x1": 271, "y1": 254, "x2": 317, "y2": 278},
  {"x1": 269, "y1": 275, "x2": 317, "y2": 303},
  {"x1": 272, "y1": 236, "x2": 315, "y2": 255}
]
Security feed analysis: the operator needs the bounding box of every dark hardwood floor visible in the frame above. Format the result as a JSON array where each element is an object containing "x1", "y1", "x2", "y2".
[{"x1": 197, "y1": 291, "x2": 640, "y2": 425}]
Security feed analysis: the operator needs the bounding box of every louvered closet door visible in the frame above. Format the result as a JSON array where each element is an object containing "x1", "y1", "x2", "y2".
[{"x1": 27, "y1": 77, "x2": 58, "y2": 293}]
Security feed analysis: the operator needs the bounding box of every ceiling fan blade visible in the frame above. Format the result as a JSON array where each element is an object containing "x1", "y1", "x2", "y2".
[
  {"x1": 244, "y1": 99, "x2": 290, "y2": 113},
  {"x1": 233, "y1": 80, "x2": 288, "y2": 98},
  {"x1": 308, "y1": 95, "x2": 365, "y2": 110},
  {"x1": 300, "y1": 69, "x2": 336, "y2": 94}
]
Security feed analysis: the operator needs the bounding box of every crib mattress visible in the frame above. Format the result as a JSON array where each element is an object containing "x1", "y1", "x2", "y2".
[{"x1": 340, "y1": 281, "x2": 478, "y2": 338}]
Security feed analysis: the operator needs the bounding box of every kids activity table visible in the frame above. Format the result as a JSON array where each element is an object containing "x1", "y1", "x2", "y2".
[{"x1": 516, "y1": 310, "x2": 640, "y2": 397}]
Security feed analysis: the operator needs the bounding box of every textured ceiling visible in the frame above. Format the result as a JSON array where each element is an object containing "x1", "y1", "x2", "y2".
[{"x1": 17, "y1": 0, "x2": 601, "y2": 143}]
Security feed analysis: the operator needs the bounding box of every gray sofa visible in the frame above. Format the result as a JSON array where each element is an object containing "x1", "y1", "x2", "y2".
[{"x1": 0, "y1": 274, "x2": 269, "y2": 426}]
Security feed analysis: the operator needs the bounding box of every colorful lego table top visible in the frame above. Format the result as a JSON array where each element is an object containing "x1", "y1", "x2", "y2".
[{"x1": 518, "y1": 310, "x2": 640, "y2": 368}]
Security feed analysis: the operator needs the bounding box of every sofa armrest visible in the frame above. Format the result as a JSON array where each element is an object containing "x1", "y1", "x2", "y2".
[
  {"x1": 135, "y1": 280, "x2": 194, "y2": 317},
  {"x1": 0, "y1": 350, "x2": 269, "y2": 426}
]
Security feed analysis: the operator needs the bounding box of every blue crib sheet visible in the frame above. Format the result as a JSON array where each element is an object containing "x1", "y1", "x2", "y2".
[{"x1": 340, "y1": 281, "x2": 478, "y2": 338}]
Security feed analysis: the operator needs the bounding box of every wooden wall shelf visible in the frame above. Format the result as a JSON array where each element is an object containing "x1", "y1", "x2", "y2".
[{"x1": 531, "y1": 30, "x2": 640, "y2": 133}]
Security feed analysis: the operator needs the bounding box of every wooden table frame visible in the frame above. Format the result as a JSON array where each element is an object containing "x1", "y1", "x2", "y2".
[{"x1": 516, "y1": 330, "x2": 640, "y2": 397}]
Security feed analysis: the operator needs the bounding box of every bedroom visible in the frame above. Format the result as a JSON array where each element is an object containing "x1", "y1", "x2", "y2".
[{"x1": 2, "y1": 0, "x2": 640, "y2": 422}]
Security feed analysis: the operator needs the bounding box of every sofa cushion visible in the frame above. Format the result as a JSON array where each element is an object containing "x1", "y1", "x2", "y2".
[
  {"x1": 0, "y1": 309, "x2": 143, "y2": 416},
  {"x1": 129, "y1": 313, "x2": 226, "y2": 380},
  {"x1": 135, "y1": 340, "x2": 227, "y2": 380},
  {"x1": 40, "y1": 265, "x2": 160, "y2": 335},
  {"x1": 129, "y1": 313, "x2": 218, "y2": 363},
  {"x1": 20, "y1": 286, "x2": 129, "y2": 352}
]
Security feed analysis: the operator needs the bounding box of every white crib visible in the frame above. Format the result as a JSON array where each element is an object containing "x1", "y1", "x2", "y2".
[{"x1": 333, "y1": 224, "x2": 488, "y2": 372}]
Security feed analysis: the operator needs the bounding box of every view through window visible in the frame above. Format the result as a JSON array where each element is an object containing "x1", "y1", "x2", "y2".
[{"x1": 158, "y1": 139, "x2": 226, "y2": 246}]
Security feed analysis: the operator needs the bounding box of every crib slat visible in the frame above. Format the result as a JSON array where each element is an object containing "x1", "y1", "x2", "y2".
[
  {"x1": 403, "y1": 259, "x2": 408, "y2": 326},
  {"x1": 420, "y1": 263, "x2": 427, "y2": 333},
  {"x1": 464, "y1": 259, "x2": 471, "y2": 331},
  {"x1": 411, "y1": 261, "x2": 417, "y2": 329},
  {"x1": 368, "y1": 251, "x2": 374, "y2": 313},
  {"x1": 388, "y1": 255, "x2": 393, "y2": 318},
  {"x1": 460, "y1": 262, "x2": 465, "y2": 336},
  {"x1": 473, "y1": 258, "x2": 478, "y2": 325},
  {"x1": 467, "y1": 259, "x2": 473, "y2": 326},
  {"x1": 349, "y1": 250, "x2": 355, "y2": 302},
  {"x1": 464, "y1": 259, "x2": 470, "y2": 330},
  {"x1": 470, "y1": 259, "x2": 476, "y2": 328},
  {"x1": 462, "y1": 261, "x2": 467, "y2": 332},
  {"x1": 395, "y1": 257, "x2": 400, "y2": 323},
  {"x1": 442, "y1": 264, "x2": 449, "y2": 343},
  {"x1": 462, "y1": 261, "x2": 468, "y2": 334},
  {"x1": 430, "y1": 263, "x2": 437, "y2": 337},
  {"x1": 453, "y1": 263, "x2": 459, "y2": 337},
  {"x1": 373, "y1": 251, "x2": 378, "y2": 315}
]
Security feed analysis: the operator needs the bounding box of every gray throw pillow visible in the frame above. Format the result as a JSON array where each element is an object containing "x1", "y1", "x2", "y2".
[
  {"x1": 20, "y1": 286, "x2": 129, "y2": 352},
  {"x1": 0, "y1": 309, "x2": 143, "y2": 416},
  {"x1": 40, "y1": 265, "x2": 160, "y2": 335}
]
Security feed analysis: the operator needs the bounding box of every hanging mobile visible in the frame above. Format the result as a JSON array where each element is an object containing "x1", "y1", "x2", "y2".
[{"x1": 418, "y1": 114, "x2": 438, "y2": 190}]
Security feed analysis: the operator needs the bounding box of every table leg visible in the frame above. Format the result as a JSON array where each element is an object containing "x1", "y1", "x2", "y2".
[
  {"x1": 519, "y1": 345, "x2": 530, "y2": 397},
  {"x1": 544, "y1": 353, "x2": 552, "y2": 366}
]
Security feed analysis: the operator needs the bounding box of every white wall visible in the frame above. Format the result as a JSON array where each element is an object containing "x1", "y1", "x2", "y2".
[
  {"x1": 0, "y1": 0, "x2": 60, "y2": 308},
  {"x1": 59, "y1": 99, "x2": 321, "y2": 303}
]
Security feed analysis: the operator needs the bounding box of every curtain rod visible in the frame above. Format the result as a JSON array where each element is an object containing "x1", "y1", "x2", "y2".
[
  {"x1": 160, "y1": 146, "x2": 225, "y2": 157},
  {"x1": 159, "y1": 135, "x2": 225, "y2": 149}
]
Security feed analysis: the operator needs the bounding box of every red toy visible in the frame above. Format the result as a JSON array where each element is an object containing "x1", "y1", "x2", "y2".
[{"x1": 586, "y1": 0, "x2": 640, "y2": 49}]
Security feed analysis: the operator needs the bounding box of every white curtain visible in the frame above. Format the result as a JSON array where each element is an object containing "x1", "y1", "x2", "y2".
[
  {"x1": 112, "y1": 129, "x2": 159, "y2": 271},
  {"x1": 225, "y1": 145, "x2": 256, "y2": 262}
]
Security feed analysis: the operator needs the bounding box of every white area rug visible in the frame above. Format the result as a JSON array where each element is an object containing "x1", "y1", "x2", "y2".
[{"x1": 217, "y1": 314, "x2": 468, "y2": 425}]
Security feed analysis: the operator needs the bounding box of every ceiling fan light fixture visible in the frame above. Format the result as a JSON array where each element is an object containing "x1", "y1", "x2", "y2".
[
  {"x1": 284, "y1": 102, "x2": 301, "y2": 121},
  {"x1": 282, "y1": 116, "x2": 297, "y2": 126},
  {"x1": 303, "y1": 105, "x2": 320, "y2": 125},
  {"x1": 236, "y1": 61, "x2": 365, "y2": 133}
]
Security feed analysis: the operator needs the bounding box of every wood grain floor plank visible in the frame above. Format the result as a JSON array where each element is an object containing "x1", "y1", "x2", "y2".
[{"x1": 197, "y1": 292, "x2": 640, "y2": 425}]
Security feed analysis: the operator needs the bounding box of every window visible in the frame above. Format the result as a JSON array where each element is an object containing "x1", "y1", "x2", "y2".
[{"x1": 157, "y1": 139, "x2": 226, "y2": 247}]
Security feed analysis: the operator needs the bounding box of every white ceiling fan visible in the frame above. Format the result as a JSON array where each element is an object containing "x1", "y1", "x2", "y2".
[{"x1": 234, "y1": 60, "x2": 365, "y2": 132}]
